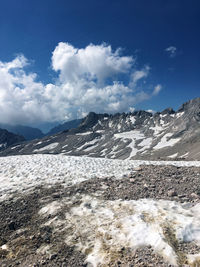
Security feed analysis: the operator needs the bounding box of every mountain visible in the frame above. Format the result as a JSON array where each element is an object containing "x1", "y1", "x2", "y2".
[
  {"x1": 1, "y1": 97, "x2": 200, "y2": 160},
  {"x1": 0, "y1": 124, "x2": 44, "y2": 140},
  {"x1": 0, "y1": 128, "x2": 25, "y2": 151},
  {"x1": 47, "y1": 118, "x2": 83, "y2": 135}
]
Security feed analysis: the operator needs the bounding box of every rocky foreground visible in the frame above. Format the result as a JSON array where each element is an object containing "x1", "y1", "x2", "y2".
[{"x1": 0, "y1": 164, "x2": 200, "y2": 267}]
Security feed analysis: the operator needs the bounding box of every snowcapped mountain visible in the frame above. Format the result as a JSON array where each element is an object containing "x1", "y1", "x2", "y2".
[
  {"x1": 0, "y1": 128, "x2": 25, "y2": 151},
  {"x1": 1, "y1": 97, "x2": 200, "y2": 160}
]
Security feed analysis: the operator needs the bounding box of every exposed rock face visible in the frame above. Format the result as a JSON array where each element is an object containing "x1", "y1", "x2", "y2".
[
  {"x1": 0, "y1": 129, "x2": 25, "y2": 151},
  {"x1": 1, "y1": 97, "x2": 200, "y2": 160}
]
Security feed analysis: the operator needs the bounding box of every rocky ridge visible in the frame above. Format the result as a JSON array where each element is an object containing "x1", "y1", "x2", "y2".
[
  {"x1": 1, "y1": 97, "x2": 200, "y2": 160},
  {"x1": 0, "y1": 128, "x2": 25, "y2": 151}
]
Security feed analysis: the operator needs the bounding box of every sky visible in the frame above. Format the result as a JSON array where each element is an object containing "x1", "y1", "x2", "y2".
[{"x1": 0, "y1": 0, "x2": 199, "y2": 131}]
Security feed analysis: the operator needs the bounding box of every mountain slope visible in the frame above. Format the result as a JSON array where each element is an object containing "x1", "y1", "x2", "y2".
[
  {"x1": 0, "y1": 124, "x2": 44, "y2": 140},
  {"x1": 0, "y1": 128, "x2": 25, "y2": 151},
  {"x1": 1, "y1": 97, "x2": 200, "y2": 160}
]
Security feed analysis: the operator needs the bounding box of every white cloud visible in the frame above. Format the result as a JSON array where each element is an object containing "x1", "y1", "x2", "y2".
[
  {"x1": 130, "y1": 65, "x2": 150, "y2": 86},
  {"x1": 153, "y1": 84, "x2": 162, "y2": 95},
  {"x1": 0, "y1": 43, "x2": 161, "y2": 126},
  {"x1": 165, "y1": 46, "x2": 177, "y2": 58}
]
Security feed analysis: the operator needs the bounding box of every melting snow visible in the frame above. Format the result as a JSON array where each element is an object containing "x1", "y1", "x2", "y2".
[
  {"x1": 40, "y1": 195, "x2": 200, "y2": 267},
  {"x1": 1, "y1": 154, "x2": 200, "y2": 266}
]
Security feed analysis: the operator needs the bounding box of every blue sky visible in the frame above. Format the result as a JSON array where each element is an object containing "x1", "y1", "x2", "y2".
[{"x1": 0, "y1": 0, "x2": 199, "y2": 129}]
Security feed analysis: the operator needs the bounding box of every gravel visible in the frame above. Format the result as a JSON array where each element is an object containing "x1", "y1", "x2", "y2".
[{"x1": 0, "y1": 165, "x2": 200, "y2": 266}]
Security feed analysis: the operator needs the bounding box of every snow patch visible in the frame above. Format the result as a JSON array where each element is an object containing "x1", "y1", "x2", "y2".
[
  {"x1": 0, "y1": 143, "x2": 7, "y2": 148},
  {"x1": 76, "y1": 132, "x2": 93, "y2": 136},
  {"x1": 114, "y1": 130, "x2": 145, "y2": 158},
  {"x1": 180, "y1": 152, "x2": 189, "y2": 159},
  {"x1": 150, "y1": 125, "x2": 163, "y2": 136},
  {"x1": 33, "y1": 142, "x2": 59, "y2": 152},
  {"x1": 168, "y1": 153, "x2": 178, "y2": 158},
  {"x1": 154, "y1": 133, "x2": 180, "y2": 150},
  {"x1": 176, "y1": 112, "x2": 184, "y2": 118},
  {"x1": 138, "y1": 137, "x2": 153, "y2": 152},
  {"x1": 129, "y1": 116, "x2": 136, "y2": 124}
]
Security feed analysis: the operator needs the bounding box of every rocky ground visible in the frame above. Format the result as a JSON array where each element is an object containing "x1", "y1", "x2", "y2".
[{"x1": 0, "y1": 165, "x2": 200, "y2": 267}]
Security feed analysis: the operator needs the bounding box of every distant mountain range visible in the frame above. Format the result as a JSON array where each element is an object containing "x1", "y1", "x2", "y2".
[
  {"x1": 1, "y1": 97, "x2": 200, "y2": 160},
  {"x1": 46, "y1": 119, "x2": 82, "y2": 135},
  {"x1": 0, "y1": 124, "x2": 44, "y2": 141}
]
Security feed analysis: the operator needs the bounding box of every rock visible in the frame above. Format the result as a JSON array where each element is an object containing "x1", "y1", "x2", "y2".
[
  {"x1": 178, "y1": 194, "x2": 186, "y2": 198},
  {"x1": 133, "y1": 167, "x2": 142, "y2": 171},
  {"x1": 8, "y1": 221, "x2": 17, "y2": 231},
  {"x1": 128, "y1": 172, "x2": 135, "y2": 178},
  {"x1": 129, "y1": 178, "x2": 135, "y2": 183},
  {"x1": 49, "y1": 254, "x2": 57, "y2": 260},
  {"x1": 191, "y1": 192, "x2": 199, "y2": 198},
  {"x1": 168, "y1": 190, "x2": 177, "y2": 197}
]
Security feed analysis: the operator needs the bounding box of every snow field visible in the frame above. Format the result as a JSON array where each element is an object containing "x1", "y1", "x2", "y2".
[{"x1": 0, "y1": 154, "x2": 200, "y2": 201}]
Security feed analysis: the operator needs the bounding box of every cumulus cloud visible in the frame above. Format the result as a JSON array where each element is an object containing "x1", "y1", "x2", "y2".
[
  {"x1": 0, "y1": 42, "x2": 161, "y2": 126},
  {"x1": 165, "y1": 46, "x2": 177, "y2": 58}
]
